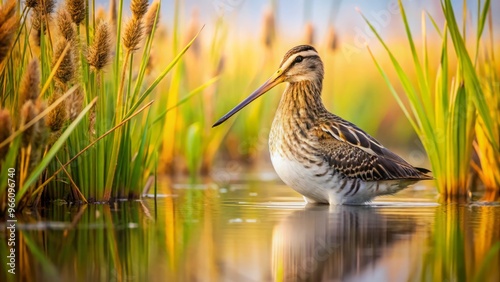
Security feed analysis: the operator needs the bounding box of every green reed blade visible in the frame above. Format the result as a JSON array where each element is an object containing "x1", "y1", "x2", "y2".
[
  {"x1": 443, "y1": 0, "x2": 497, "y2": 151},
  {"x1": 125, "y1": 26, "x2": 205, "y2": 118}
]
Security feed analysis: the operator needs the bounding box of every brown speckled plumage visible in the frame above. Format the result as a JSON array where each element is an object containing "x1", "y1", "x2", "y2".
[{"x1": 214, "y1": 45, "x2": 432, "y2": 204}]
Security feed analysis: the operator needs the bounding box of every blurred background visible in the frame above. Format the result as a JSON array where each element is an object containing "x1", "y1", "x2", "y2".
[{"x1": 120, "y1": 0, "x2": 499, "y2": 176}]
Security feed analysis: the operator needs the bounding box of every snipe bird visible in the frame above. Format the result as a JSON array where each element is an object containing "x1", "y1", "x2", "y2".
[{"x1": 213, "y1": 45, "x2": 432, "y2": 205}]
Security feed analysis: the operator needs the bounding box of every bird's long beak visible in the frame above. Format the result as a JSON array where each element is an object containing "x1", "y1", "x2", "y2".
[{"x1": 212, "y1": 69, "x2": 285, "y2": 127}]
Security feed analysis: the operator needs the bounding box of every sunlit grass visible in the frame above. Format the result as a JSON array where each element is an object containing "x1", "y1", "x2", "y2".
[
  {"x1": 1, "y1": 0, "x2": 499, "y2": 210},
  {"x1": 362, "y1": 0, "x2": 499, "y2": 199},
  {"x1": 0, "y1": 0, "x2": 209, "y2": 210}
]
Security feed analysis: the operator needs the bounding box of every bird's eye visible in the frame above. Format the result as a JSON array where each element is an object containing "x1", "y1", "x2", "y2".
[{"x1": 294, "y1": 56, "x2": 303, "y2": 63}]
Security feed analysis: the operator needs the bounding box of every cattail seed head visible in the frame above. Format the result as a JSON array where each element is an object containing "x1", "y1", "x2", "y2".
[
  {"x1": 96, "y1": 6, "x2": 106, "y2": 24},
  {"x1": 53, "y1": 39, "x2": 75, "y2": 84},
  {"x1": 20, "y1": 59, "x2": 40, "y2": 104},
  {"x1": 30, "y1": 100, "x2": 48, "y2": 170},
  {"x1": 87, "y1": 21, "x2": 111, "y2": 71},
  {"x1": 109, "y1": 0, "x2": 117, "y2": 27},
  {"x1": 89, "y1": 106, "x2": 96, "y2": 136},
  {"x1": 21, "y1": 100, "x2": 38, "y2": 147},
  {"x1": 66, "y1": 0, "x2": 85, "y2": 25},
  {"x1": 57, "y1": 9, "x2": 75, "y2": 41},
  {"x1": 25, "y1": 0, "x2": 39, "y2": 8},
  {"x1": 131, "y1": 0, "x2": 149, "y2": 19},
  {"x1": 46, "y1": 88, "x2": 68, "y2": 132},
  {"x1": 123, "y1": 17, "x2": 143, "y2": 52},
  {"x1": 0, "y1": 109, "x2": 13, "y2": 159},
  {"x1": 68, "y1": 86, "x2": 83, "y2": 121},
  {"x1": 30, "y1": 6, "x2": 45, "y2": 47},
  {"x1": 144, "y1": 1, "x2": 159, "y2": 36},
  {"x1": 261, "y1": 7, "x2": 275, "y2": 49},
  {"x1": 326, "y1": 25, "x2": 338, "y2": 52},
  {"x1": 0, "y1": 0, "x2": 19, "y2": 64},
  {"x1": 43, "y1": 0, "x2": 56, "y2": 15},
  {"x1": 304, "y1": 22, "x2": 314, "y2": 45}
]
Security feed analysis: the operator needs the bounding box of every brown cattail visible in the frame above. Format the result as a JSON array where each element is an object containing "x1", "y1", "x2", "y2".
[
  {"x1": 30, "y1": 6, "x2": 44, "y2": 47},
  {"x1": 123, "y1": 17, "x2": 143, "y2": 52},
  {"x1": 109, "y1": 0, "x2": 117, "y2": 27},
  {"x1": 66, "y1": 0, "x2": 85, "y2": 25},
  {"x1": 87, "y1": 21, "x2": 111, "y2": 71},
  {"x1": 68, "y1": 86, "x2": 83, "y2": 121},
  {"x1": 261, "y1": 7, "x2": 275, "y2": 49},
  {"x1": 57, "y1": 9, "x2": 75, "y2": 41},
  {"x1": 0, "y1": 0, "x2": 18, "y2": 64},
  {"x1": 131, "y1": 0, "x2": 149, "y2": 19},
  {"x1": 53, "y1": 39, "x2": 75, "y2": 85},
  {"x1": 21, "y1": 100, "x2": 38, "y2": 147},
  {"x1": 96, "y1": 6, "x2": 106, "y2": 24},
  {"x1": 304, "y1": 22, "x2": 314, "y2": 45},
  {"x1": 30, "y1": 0, "x2": 55, "y2": 47},
  {"x1": 46, "y1": 88, "x2": 68, "y2": 132},
  {"x1": 19, "y1": 59, "x2": 40, "y2": 104},
  {"x1": 0, "y1": 109, "x2": 12, "y2": 160},
  {"x1": 89, "y1": 106, "x2": 96, "y2": 136},
  {"x1": 144, "y1": 1, "x2": 160, "y2": 36},
  {"x1": 29, "y1": 100, "x2": 48, "y2": 170},
  {"x1": 326, "y1": 25, "x2": 338, "y2": 52}
]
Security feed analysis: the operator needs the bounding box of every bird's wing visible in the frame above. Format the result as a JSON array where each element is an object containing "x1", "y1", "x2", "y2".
[{"x1": 314, "y1": 117, "x2": 432, "y2": 181}]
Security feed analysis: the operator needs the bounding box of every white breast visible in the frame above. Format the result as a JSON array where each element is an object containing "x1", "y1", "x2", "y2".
[{"x1": 270, "y1": 152, "x2": 333, "y2": 204}]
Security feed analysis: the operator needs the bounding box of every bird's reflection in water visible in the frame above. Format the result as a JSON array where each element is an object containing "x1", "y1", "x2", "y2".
[{"x1": 272, "y1": 205, "x2": 417, "y2": 282}]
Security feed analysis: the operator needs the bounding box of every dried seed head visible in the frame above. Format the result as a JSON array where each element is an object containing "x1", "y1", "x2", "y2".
[
  {"x1": 57, "y1": 9, "x2": 75, "y2": 41},
  {"x1": 304, "y1": 22, "x2": 314, "y2": 45},
  {"x1": 20, "y1": 59, "x2": 40, "y2": 104},
  {"x1": 0, "y1": 0, "x2": 19, "y2": 64},
  {"x1": 26, "y1": 0, "x2": 39, "y2": 8},
  {"x1": 21, "y1": 100, "x2": 38, "y2": 147},
  {"x1": 87, "y1": 21, "x2": 111, "y2": 71},
  {"x1": 131, "y1": 0, "x2": 149, "y2": 19},
  {"x1": 109, "y1": 0, "x2": 117, "y2": 27},
  {"x1": 30, "y1": 100, "x2": 48, "y2": 170},
  {"x1": 66, "y1": 0, "x2": 85, "y2": 25},
  {"x1": 53, "y1": 39, "x2": 75, "y2": 84},
  {"x1": 144, "y1": 1, "x2": 159, "y2": 36},
  {"x1": 96, "y1": 6, "x2": 106, "y2": 24},
  {"x1": 261, "y1": 7, "x2": 275, "y2": 49},
  {"x1": 43, "y1": 0, "x2": 56, "y2": 14},
  {"x1": 123, "y1": 17, "x2": 143, "y2": 52},
  {"x1": 326, "y1": 25, "x2": 338, "y2": 52},
  {"x1": 30, "y1": 6, "x2": 45, "y2": 47},
  {"x1": 89, "y1": 106, "x2": 96, "y2": 136},
  {"x1": 0, "y1": 109, "x2": 13, "y2": 159},
  {"x1": 68, "y1": 86, "x2": 83, "y2": 121},
  {"x1": 46, "y1": 88, "x2": 68, "y2": 132}
]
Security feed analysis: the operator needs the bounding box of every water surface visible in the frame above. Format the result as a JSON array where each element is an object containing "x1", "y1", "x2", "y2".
[{"x1": 1, "y1": 178, "x2": 499, "y2": 281}]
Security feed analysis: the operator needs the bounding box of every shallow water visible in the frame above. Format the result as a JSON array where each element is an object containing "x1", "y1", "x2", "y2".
[{"x1": 1, "y1": 177, "x2": 499, "y2": 282}]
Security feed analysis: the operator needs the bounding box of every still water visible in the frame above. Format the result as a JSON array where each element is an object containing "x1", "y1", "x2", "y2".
[{"x1": 1, "y1": 176, "x2": 499, "y2": 282}]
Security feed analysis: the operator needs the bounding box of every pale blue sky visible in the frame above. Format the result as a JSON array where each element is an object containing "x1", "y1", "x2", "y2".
[{"x1": 174, "y1": 0, "x2": 500, "y2": 38}]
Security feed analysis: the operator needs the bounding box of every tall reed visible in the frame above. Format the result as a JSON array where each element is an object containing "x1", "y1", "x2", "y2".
[
  {"x1": 0, "y1": 0, "x2": 205, "y2": 211},
  {"x1": 362, "y1": 0, "x2": 498, "y2": 199}
]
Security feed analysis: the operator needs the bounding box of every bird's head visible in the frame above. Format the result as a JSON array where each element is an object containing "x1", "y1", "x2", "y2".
[
  {"x1": 213, "y1": 45, "x2": 323, "y2": 127},
  {"x1": 278, "y1": 45, "x2": 324, "y2": 83}
]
